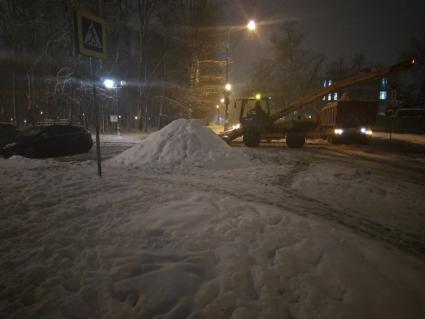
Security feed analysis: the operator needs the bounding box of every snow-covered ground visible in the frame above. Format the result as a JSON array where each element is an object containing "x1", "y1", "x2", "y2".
[{"x1": 1, "y1": 119, "x2": 425, "y2": 319}]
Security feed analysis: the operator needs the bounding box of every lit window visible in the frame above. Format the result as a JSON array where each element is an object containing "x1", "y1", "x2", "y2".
[
  {"x1": 328, "y1": 80, "x2": 332, "y2": 87},
  {"x1": 333, "y1": 93, "x2": 338, "y2": 101},
  {"x1": 379, "y1": 91, "x2": 387, "y2": 100},
  {"x1": 323, "y1": 80, "x2": 327, "y2": 88},
  {"x1": 328, "y1": 94, "x2": 332, "y2": 101},
  {"x1": 381, "y1": 77, "x2": 388, "y2": 87}
]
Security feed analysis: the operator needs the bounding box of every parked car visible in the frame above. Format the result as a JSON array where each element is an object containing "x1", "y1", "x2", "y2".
[
  {"x1": 0, "y1": 122, "x2": 19, "y2": 149},
  {"x1": 1, "y1": 124, "x2": 93, "y2": 159}
]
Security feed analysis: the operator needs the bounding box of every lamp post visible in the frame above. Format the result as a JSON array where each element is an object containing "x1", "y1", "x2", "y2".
[
  {"x1": 224, "y1": 83, "x2": 232, "y2": 130},
  {"x1": 223, "y1": 20, "x2": 256, "y2": 131},
  {"x1": 103, "y1": 78, "x2": 125, "y2": 135},
  {"x1": 216, "y1": 104, "x2": 220, "y2": 124}
]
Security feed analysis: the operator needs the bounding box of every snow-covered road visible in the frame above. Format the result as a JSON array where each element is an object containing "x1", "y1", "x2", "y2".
[{"x1": 1, "y1": 121, "x2": 425, "y2": 319}]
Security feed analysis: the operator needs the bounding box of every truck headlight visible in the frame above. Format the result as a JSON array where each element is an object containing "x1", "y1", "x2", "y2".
[
  {"x1": 360, "y1": 127, "x2": 372, "y2": 135},
  {"x1": 334, "y1": 128, "x2": 344, "y2": 135}
]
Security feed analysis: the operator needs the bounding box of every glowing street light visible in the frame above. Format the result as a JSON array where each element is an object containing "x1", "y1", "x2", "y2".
[
  {"x1": 247, "y1": 20, "x2": 256, "y2": 31},
  {"x1": 103, "y1": 79, "x2": 115, "y2": 89},
  {"x1": 225, "y1": 83, "x2": 232, "y2": 91},
  {"x1": 255, "y1": 93, "x2": 261, "y2": 100}
]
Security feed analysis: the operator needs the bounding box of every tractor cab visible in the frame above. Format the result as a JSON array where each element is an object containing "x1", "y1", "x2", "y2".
[{"x1": 236, "y1": 96, "x2": 271, "y2": 129}]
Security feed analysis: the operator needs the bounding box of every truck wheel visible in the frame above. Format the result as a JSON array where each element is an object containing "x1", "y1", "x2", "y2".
[
  {"x1": 243, "y1": 129, "x2": 261, "y2": 147},
  {"x1": 286, "y1": 132, "x2": 305, "y2": 148},
  {"x1": 327, "y1": 135, "x2": 340, "y2": 145}
]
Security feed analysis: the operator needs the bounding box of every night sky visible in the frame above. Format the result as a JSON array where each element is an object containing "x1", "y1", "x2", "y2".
[{"x1": 229, "y1": 0, "x2": 425, "y2": 90}]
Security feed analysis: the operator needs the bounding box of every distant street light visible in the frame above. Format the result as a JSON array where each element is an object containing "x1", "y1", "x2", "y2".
[
  {"x1": 247, "y1": 20, "x2": 256, "y2": 31},
  {"x1": 220, "y1": 98, "x2": 225, "y2": 104},
  {"x1": 103, "y1": 79, "x2": 115, "y2": 89}
]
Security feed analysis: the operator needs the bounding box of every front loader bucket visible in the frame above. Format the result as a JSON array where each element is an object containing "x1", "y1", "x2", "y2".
[{"x1": 218, "y1": 128, "x2": 243, "y2": 143}]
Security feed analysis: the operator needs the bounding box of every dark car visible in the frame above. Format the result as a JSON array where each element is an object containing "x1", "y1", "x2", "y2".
[
  {"x1": 0, "y1": 122, "x2": 19, "y2": 149},
  {"x1": 2, "y1": 124, "x2": 93, "y2": 159}
]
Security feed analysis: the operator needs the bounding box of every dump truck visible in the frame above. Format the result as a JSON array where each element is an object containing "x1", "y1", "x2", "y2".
[
  {"x1": 319, "y1": 101, "x2": 377, "y2": 144},
  {"x1": 220, "y1": 59, "x2": 415, "y2": 148}
]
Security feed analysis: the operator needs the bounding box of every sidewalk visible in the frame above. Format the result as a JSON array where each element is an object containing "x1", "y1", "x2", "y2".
[{"x1": 374, "y1": 132, "x2": 425, "y2": 145}]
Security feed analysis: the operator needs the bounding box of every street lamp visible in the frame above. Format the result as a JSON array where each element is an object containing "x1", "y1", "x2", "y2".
[
  {"x1": 104, "y1": 78, "x2": 126, "y2": 135},
  {"x1": 224, "y1": 83, "x2": 232, "y2": 130},
  {"x1": 247, "y1": 20, "x2": 256, "y2": 31},
  {"x1": 223, "y1": 20, "x2": 256, "y2": 130},
  {"x1": 103, "y1": 79, "x2": 115, "y2": 89},
  {"x1": 216, "y1": 104, "x2": 220, "y2": 124}
]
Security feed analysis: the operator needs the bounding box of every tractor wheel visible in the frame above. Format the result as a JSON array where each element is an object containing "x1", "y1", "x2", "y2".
[
  {"x1": 243, "y1": 129, "x2": 261, "y2": 147},
  {"x1": 286, "y1": 132, "x2": 305, "y2": 148}
]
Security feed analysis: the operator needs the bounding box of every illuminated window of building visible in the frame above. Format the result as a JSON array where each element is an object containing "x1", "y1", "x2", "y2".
[
  {"x1": 379, "y1": 91, "x2": 387, "y2": 100},
  {"x1": 333, "y1": 93, "x2": 338, "y2": 101},
  {"x1": 328, "y1": 94, "x2": 332, "y2": 101},
  {"x1": 381, "y1": 77, "x2": 388, "y2": 87},
  {"x1": 328, "y1": 80, "x2": 332, "y2": 87},
  {"x1": 323, "y1": 80, "x2": 327, "y2": 88}
]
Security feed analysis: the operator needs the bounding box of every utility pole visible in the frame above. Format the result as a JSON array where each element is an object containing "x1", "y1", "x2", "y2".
[{"x1": 224, "y1": 30, "x2": 231, "y2": 131}]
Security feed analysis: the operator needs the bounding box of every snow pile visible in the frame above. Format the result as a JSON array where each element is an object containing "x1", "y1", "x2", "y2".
[{"x1": 109, "y1": 119, "x2": 247, "y2": 169}]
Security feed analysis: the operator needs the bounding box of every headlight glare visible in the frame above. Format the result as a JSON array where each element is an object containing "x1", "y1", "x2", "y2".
[{"x1": 334, "y1": 128, "x2": 344, "y2": 135}]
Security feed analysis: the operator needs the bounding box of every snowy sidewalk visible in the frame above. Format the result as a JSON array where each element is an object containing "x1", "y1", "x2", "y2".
[{"x1": 374, "y1": 131, "x2": 425, "y2": 145}]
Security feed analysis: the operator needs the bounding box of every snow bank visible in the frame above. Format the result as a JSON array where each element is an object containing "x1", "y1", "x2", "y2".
[{"x1": 109, "y1": 119, "x2": 247, "y2": 170}]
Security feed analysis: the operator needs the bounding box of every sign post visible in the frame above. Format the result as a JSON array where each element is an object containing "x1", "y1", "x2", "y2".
[{"x1": 75, "y1": 11, "x2": 107, "y2": 177}]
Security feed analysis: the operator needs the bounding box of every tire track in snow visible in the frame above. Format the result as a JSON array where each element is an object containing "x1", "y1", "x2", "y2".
[{"x1": 145, "y1": 173, "x2": 425, "y2": 259}]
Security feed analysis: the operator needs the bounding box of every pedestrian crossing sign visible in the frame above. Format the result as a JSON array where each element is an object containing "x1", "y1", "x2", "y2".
[{"x1": 76, "y1": 11, "x2": 107, "y2": 59}]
